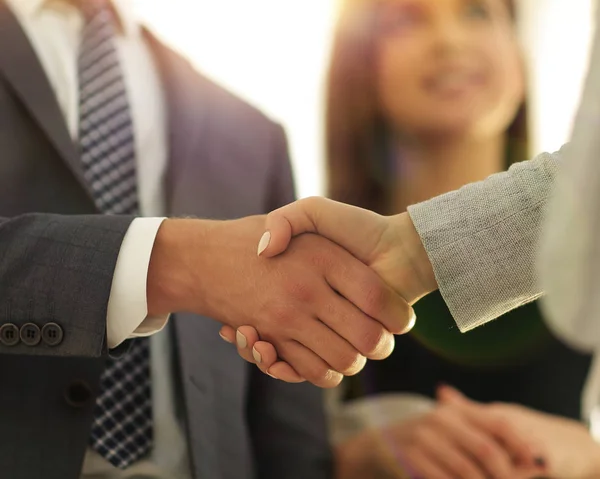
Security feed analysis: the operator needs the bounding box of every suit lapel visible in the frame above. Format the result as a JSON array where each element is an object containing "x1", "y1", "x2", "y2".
[
  {"x1": 0, "y1": 2, "x2": 95, "y2": 204},
  {"x1": 142, "y1": 28, "x2": 211, "y2": 212}
]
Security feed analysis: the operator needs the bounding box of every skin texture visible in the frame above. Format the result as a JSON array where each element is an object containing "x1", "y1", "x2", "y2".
[
  {"x1": 220, "y1": 201, "x2": 432, "y2": 382},
  {"x1": 146, "y1": 216, "x2": 414, "y2": 388}
]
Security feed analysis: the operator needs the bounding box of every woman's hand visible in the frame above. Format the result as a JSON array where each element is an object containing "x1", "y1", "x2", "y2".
[
  {"x1": 219, "y1": 196, "x2": 437, "y2": 382},
  {"x1": 335, "y1": 397, "x2": 546, "y2": 479},
  {"x1": 438, "y1": 385, "x2": 600, "y2": 479},
  {"x1": 219, "y1": 324, "x2": 305, "y2": 382},
  {"x1": 255, "y1": 196, "x2": 438, "y2": 303}
]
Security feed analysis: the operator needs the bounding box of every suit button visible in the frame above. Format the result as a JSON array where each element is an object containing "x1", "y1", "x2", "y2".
[
  {"x1": 0, "y1": 323, "x2": 20, "y2": 346},
  {"x1": 20, "y1": 323, "x2": 41, "y2": 346},
  {"x1": 42, "y1": 322, "x2": 64, "y2": 346},
  {"x1": 64, "y1": 381, "x2": 93, "y2": 408}
]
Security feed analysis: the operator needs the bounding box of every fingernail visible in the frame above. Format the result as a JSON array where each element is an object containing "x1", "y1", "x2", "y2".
[
  {"x1": 408, "y1": 308, "x2": 417, "y2": 328},
  {"x1": 252, "y1": 347, "x2": 262, "y2": 363},
  {"x1": 257, "y1": 231, "x2": 271, "y2": 256},
  {"x1": 399, "y1": 308, "x2": 417, "y2": 334},
  {"x1": 236, "y1": 330, "x2": 247, "y2": 349},
  {"x1": 534, "y1": 457, "x2": 546, "y2": 468},
  {"x1": 266, "y1": 369, "x2": 277, "y2": 380},
  {"x1": 219, "y1": 332, "x2": 232, "y2": 344}
]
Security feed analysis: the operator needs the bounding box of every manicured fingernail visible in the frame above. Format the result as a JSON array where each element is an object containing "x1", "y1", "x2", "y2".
[
  {"x1": 266, "y1": 369, "x2": 277, "y2": 379},
  {"x1": 257, "y1": 231, "x2": 271, "y2": 256},
  {"x1": 219, "y1": 332, "x2": 232, "y2": 343},
  {"x1": 252, "y1": 347, "x2": 262, "y2": 363},
  {"x1": 236, "y1": 330, "x2": 247, "y2": 349},
  {"x1": 534, "y1": 457, "x2": 546, "y2": 468},
  {"x1": 398, "y1": 307, "x2": 417, "y2": 334},
  {"x1": 407, "y1": 308, "x2": 417, "y2": 329}
]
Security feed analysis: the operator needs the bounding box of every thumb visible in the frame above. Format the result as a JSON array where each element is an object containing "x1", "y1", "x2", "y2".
[
  {"x1": 256, "y1": 210, "x2": 294, "y2": 259},
  {"x1": 256, "y1": 196, "x2": 387, "y2": 262}
]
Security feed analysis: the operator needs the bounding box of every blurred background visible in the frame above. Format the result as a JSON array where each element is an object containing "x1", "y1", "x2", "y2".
[{"x1": 136, "y1": 0, "x2": 595, "y2": 198}]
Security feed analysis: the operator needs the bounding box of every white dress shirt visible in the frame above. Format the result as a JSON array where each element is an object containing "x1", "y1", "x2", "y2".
[{"x1": 6, "y1": 0, "x2": 191, "y2": 477}]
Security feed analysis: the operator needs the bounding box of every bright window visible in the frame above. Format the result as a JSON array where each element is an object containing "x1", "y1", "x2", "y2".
[
  {"x1": 136, "y1": 0, "x2": 338, "y2": 198},
  {"x1": 517, "y1": 0, "x2": 595, "y2": 154},
  {"x1": 137, "y1": 0, "x2": 596, "y2": 195}
]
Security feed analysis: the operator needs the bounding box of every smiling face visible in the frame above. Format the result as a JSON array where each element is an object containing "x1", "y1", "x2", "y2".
[{"x1": 375, "y1": 0, "x2": 525, "y2": 140}]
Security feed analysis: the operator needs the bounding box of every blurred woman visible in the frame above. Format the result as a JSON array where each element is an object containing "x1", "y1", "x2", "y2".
[
  {"x1": 325, "y1": 0, "x2": 589, "y2": 413},
  {"x1": 323, "y1": 0, "x2": 596, "y2": 476}
]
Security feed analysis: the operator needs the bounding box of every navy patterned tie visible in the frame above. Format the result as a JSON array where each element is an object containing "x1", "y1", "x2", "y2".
[{"x1": 77, "y1": 0, "x2": 153, "y2": 469}]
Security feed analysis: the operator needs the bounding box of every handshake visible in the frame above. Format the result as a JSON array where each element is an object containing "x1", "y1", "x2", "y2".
[{"x1": 148, "y1": 197, "x2": 438, "y2": 388}]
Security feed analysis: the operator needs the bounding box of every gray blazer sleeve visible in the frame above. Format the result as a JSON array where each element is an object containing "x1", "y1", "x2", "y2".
[
  {"x1": 0, "y1": 213, "x2": 134, "y2": 357},
  {"x1": 248, "y1": 124, "x2": 333, "y2": 479},
  {"x1": 407, "y1": 149, "x2": 561, "y2": 332}
]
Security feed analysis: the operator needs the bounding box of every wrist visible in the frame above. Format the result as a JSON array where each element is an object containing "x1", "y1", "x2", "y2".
[
  {"x1": 382, "y1": 212, "x2": 438, "y2": 303},
  {"x1": 147, "y1": 218, "x2": 213, "y2": 316}
]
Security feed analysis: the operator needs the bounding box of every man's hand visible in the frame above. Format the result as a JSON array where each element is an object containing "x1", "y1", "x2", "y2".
[
  {"x1": 257, "y1": 196, "x2": 438, "y2": 302},
  {"x1": 219, "y1": 197, "x2": 438, "y2": 383},
  {"x1": 438, "y1": 385, "x2": 600, "y2": 479},
  {"x1": 146, "y1": 217, "x2": 414, "y2": 387}
]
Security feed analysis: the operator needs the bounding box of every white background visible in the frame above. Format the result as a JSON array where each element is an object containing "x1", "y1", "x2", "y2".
[{"x1": 136, "y1": 0, "x2": 596, "y2": 198}]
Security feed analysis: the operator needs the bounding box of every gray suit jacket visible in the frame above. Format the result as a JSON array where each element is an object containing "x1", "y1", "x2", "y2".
[{"x1": 0, "y1": 3, "x2": 331, "y2": 479}]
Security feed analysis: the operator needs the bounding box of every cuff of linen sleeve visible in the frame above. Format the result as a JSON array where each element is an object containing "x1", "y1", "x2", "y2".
[
  {"x1": 106, "y1": 217, "x2": 169, "y2": 349},
  {"x1": 407, "y1": 197, "x2": 544, "y2": 333}
]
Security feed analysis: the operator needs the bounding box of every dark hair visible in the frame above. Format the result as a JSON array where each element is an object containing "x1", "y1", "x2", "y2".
[{"x1": 325, "y1": 0, "x2": 528, "y2": 213}]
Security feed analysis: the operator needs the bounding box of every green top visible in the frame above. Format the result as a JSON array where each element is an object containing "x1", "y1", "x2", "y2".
[{"x1": 411, "y1": 291, "x2": 552, "y2": 368}]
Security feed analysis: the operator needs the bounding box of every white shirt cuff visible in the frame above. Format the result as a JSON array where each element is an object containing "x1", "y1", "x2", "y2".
[{"x1": 106, "y1": 217, "x2": 169, "y2": 349}]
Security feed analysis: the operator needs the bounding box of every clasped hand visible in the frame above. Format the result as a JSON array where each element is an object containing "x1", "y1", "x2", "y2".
[
  {"x1": 218, "y1": 196, "x2": 435, "y2": 385},
  {"x1": 184, "y1": 199, "x2": 418, "y2": 388}
]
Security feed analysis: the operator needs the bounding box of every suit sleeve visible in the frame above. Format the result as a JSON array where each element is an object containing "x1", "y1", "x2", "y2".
[
  {"x1": 407, "y1": 149, "x2": 560, "y2": 333},
  {"x1": 0, "y1": 213, "x2": 134, "y2": 357},
  {"x1": 247, "y1": 124, "x2": 333, "y2": 479}
]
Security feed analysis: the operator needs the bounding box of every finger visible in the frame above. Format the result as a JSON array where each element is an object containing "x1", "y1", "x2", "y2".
[
  {"x1": 402, "y1": 448, "x2": 452, "y2": 479},
  {"x1": 231, "y1": 325, "x2": 261, "y2": 364},
  {"x1": 277, "y1": 340, "x2": 343, "y2": 388},
  {"x1": 420, "y1": 427, "x2": 486, "y2": 479},
  {"x1": 429, "y1": 445, "x2": 486, "y2": 479},
  {"x1": 438, "y1": 385, "x2": 542, "y2": 470},
  {"x1": 219, "y1": 326, "x2": 257, "y2": 366},
  {"x1": 251, "y1": 341, "x2": 279, "y2": 371},
  {"x1": 265, "y1": 361, "x2": 306, "y2": 383},
  {"x1": 258, "y1": 197, "x2": 387, "y2": 263},
  {"x1": 251, "y1": 341, "x2": 306, "y2": 382},
  {"x1": 300, "y1": 316, "x2": 368, "y2": 375},
  {"x1": 433, "y1": 409, "x2": 509, "y2": 479},
  {"x1": 317, "y1": 292, "x2": 394, "y2": 362},
  {"x1": 325, "y1": 250, "x2": 415, "y2": 336},
  {"x1": 219, "y1": 325, "x2": 236, "y2": 344},
  {"x1": 269, "y1": 278, "x2": 368, "y2": 375}
]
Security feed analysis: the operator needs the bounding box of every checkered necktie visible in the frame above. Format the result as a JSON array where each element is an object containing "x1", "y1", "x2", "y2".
[{"x1": 77, "y1": 0, "x2": 153, "y2": 469}]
